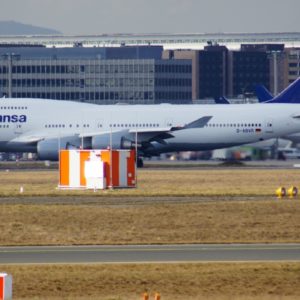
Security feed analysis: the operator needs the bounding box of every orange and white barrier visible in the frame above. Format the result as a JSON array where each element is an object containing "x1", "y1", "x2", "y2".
[
  {"x1": 142, "y1": 292, "x2": 160, "y2": 300},
  {"x1": 59, "y1": 149, "x2": 136, "y2": 189},
  {"x1": 0, "y1": 273, "x2": 12, "y2": 300}
]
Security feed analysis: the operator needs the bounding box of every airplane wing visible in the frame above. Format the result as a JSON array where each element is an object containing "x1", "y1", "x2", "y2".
[
  {"x1": 8, "y1": 116, "x2": 212, "y2": 147},
  {"x1": 79, "y1": 126, "x2": 173, "y2": 138},
  {"x1": 9, "y1": 132, "x2": 77, "y2": 144},
  {"x1": 10, "y1": 133, "x2": 48, "y2": 143},
  {"x1": 79, "y1": 116, "x2": 212, "y2": 143},
  {"x1": 180, "y1": 116, "x2": 212, "y2": 129}
]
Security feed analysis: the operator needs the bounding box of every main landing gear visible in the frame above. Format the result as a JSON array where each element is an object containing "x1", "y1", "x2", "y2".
[{"x1": 137, "y1": 157, "x2": 144, "y2": 168}]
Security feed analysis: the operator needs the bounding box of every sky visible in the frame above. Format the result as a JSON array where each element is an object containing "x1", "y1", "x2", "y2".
[{"x1": 1, "y1": 0, "x2": 300, "y2": 35}]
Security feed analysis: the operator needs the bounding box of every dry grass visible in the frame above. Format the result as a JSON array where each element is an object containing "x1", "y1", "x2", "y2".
[
  {"x1": 1, "y1": 200, "x2": 300, "y2": 245},
  {"x1": 0, "y1": 169, "x2": 300, "y2": 197},
  {"x1": 0, "y1": 168, "x2": 299, "y2": 245},
  {"x1": 1, "y1": 169, "x2": 300, "y2": 299},
  {"x1": 0, "y1": 262, "x2": 299, "y2": 300}
]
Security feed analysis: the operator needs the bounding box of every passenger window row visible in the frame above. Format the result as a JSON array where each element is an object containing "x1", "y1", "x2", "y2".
[
  {"x1": 109, "y1": 123, "x2": 160, "y2": 128},
  {"x1": 45, "y1": 124, "x2": 90, "y2": 128},
  {"x1": 206, "y1": 123, "x2": 262, "y2": 128},
  {"x1": 0, "y1": 106, "x2": 28, "y2": 110}
]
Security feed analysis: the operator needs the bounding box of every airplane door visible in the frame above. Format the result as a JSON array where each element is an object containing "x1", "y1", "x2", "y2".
[
  {"x1": 265, "y1": 119, "x2": 274, "y2": 134},
  {"x1": 165, "y1": 118, "x2": 173, "y2": 127},
  {"x1": 96, "y1": 119, "x2": 105, "y2": 131}
]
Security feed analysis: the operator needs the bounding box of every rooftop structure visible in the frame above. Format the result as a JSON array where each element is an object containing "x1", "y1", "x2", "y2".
[{"x1": 0, "y1": 32, "x2": 300, "y2": 49}]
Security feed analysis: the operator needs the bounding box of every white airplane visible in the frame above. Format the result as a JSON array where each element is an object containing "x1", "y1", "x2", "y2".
[
  {"x1": 255, "y1": 83, "x2": 300, "y2": 146},
  {"x1": 1, "y1": 77, "x2": 300, "y2": 164}
]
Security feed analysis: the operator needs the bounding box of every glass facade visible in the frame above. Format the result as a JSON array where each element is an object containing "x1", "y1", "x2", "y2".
[
  {"x1": 285, "y1": 48, "x2": 300, "y2": 85},
  {"x1": 232, "y1": 51, "x2": 270, "y2": 96},
  {"x1": 154, "y1": 61, "x2": 192, "y2": 103},
  {"x1": 198, "y1": 46, "x2": 228, "y2": 99},
  {"x1": 0, "y1": 46, "x2": 192, "y2": 104}
]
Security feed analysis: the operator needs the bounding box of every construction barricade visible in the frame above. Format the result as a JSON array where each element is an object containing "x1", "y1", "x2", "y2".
[
  {"x1": 0, "y1": 273, "x2": 12, "y2": 300},
  {"x1": 59, "y1": 149, "x2": 136, "y2": 189}
]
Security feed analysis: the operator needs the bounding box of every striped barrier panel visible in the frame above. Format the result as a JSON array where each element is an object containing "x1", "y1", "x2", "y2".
[
  {"x1": 0, "y1": 273, "x2": 12, "y2": 300},
  {"x1": 59, "y1": 149, "x2": 136, "y2": 189}
]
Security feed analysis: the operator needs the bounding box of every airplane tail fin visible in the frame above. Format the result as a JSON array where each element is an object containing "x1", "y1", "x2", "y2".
[
  {"x1": 267, "y1": 77, "x2": 300, "y2": 103},
  {"x1": 255, "y1": 85, "x2": 273, "y2": 102},
  {"x1": 214, "y1": 96, "x2": 230, "y2": 104}
]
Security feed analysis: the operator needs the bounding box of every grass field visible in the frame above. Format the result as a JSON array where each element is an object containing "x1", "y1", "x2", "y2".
[
  {"x1": 1, "y1": 200, "x2": 300, "y2": 245},
  {"x1": 0, "y1": 168, "x2": 300, "y2": 245},
  {"x1": 0, "y1": 262, "x2": 299, "y2": 300},
  {"x1": 1, "y1": 168, "x2": 300, "y2": 299},
  {"x1": 0, "y1": 168, "x2": 300, "y2": 197},
  {"x1": 0, "y1": 169, "x2": 300, "y2": 245}
]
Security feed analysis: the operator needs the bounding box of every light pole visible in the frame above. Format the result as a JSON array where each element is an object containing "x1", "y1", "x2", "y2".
[
  {"x1": 269, "y1": 50, "x2": 283, "y2": 97},
  {"x1": 273, "y1": 51, "x2": 278, "y2": 96},
  {"x1": 1, "y1": 53, "x2": 20, "y2": 98}
]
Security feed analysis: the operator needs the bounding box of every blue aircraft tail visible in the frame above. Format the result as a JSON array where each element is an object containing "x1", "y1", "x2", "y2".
[
  {"x1": 255, "y1": 85, "x2": 273, "y2": 102},
  {"x1": 267, "y1": 77, "x2": 300, "y2": 103},
  {"x1": 214, "y1": 96, "x2": 230, "y2": 104}
]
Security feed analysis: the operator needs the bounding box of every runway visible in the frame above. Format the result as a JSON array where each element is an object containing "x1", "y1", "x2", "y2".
[{"x1": 0, "y1": 244, "x2": 299, "y2": 264}]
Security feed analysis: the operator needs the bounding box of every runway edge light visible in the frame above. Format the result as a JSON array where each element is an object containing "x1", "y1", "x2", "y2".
[
  {"x1": 287, "y1": 186, "x2": 298, "y2": 198},
  {"x1": 275, "y1": 187, "x2": 286, "y2": 198}
]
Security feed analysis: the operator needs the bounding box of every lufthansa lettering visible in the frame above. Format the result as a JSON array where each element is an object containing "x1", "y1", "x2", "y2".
[{"x1": 0, "y1": 115, "x2": 27, "y2": 123}]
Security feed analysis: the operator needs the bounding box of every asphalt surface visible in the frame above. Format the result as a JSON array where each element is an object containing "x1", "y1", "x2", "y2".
[
  {"x1": 143, "y1": 159, "x2": 300, "y2": 170},
  {"x1": 2, "y1": 159, "x2": 300, "y2": 171},
  {"x1": 0, "y1": 244, "x2": 299, "y2": 264}
]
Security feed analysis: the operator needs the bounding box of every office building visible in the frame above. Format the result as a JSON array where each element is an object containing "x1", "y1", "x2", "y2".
[
  {"x1": 283, "y1": 48, "x2": 300, "y2": 86},
  {"x1": 227, "y1": 44, "x2": 285, "y2": 98},
  {"x1": 0, "y1": 45, "x2": 192, "y2": 104},
  {"x1": 198, "y1": 44, "x2": 228, "y2": 99}
]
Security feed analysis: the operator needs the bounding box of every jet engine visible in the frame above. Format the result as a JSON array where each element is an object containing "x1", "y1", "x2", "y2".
[
  {"x1": 91, "y1": 130, "x2": 135, "y2": 150},
  {"x1": 37, "y1": 131, "x2": 139, "y2": 161},
  {"x1": 37, "y1": 136, "x2": 87, "y2": 160}
]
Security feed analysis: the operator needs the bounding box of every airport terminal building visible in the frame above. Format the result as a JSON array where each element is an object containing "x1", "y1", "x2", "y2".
[
  {"x1": 0, "y1": 46, "x2": 192, "y2": 104},
  {"x1": 0, "y1": 32, "x2": 300, "y2": 103}
]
